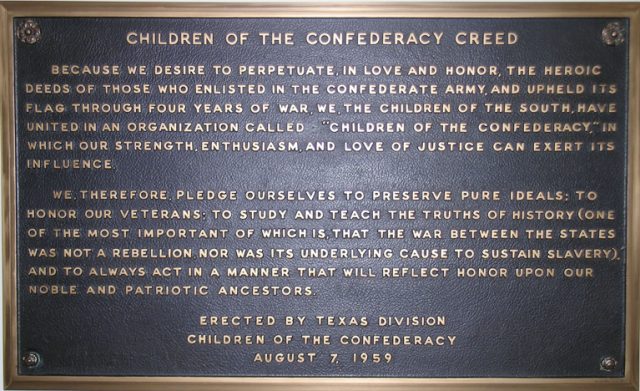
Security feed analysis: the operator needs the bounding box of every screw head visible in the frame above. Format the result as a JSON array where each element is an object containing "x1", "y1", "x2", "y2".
[
  {"x1": 22, "y1": 351, "x2": 40, "y2": 368},
  {"x1": 602, "y1": 22, "x2": 624, "y2": 46},
  {"x1": 16, "y1": 19, "x2": 41, "y2": 44},
  {"x1": 600, "y1": 356, "x2": 618, "y2": 372}
]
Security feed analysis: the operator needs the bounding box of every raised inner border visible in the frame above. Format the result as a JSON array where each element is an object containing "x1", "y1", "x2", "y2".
[{"x1": 0, "y1": 2, "x2": 638, "y2": 390}]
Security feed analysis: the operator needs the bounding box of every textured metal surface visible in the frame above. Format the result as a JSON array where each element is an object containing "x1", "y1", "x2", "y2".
[{"x1": 13, "y1": 17, "x2": 628, "y2": 378}]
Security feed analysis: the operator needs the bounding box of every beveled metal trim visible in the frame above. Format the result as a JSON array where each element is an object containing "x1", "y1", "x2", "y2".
[
  {"x1": 1, "y1": 2, "x2": 18, "y2": 390},
  {"x1": 1, "y1": 2, "x2": 638, "y2": 390}
]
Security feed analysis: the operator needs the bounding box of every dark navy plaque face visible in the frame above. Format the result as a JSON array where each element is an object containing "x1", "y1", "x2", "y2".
[{"x1": 14, "y1": 18, "x2": 627, "y2": 378}]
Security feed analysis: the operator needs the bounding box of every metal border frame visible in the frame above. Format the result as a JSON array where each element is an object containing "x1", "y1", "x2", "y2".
[{"x1": 0, "y1": 3, "x2": 638, "y2": 390}]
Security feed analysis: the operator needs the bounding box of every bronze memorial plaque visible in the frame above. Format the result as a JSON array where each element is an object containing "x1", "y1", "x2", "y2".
[{"x1": 1, "y1": 3, "x2": 639, "y2": 390}]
